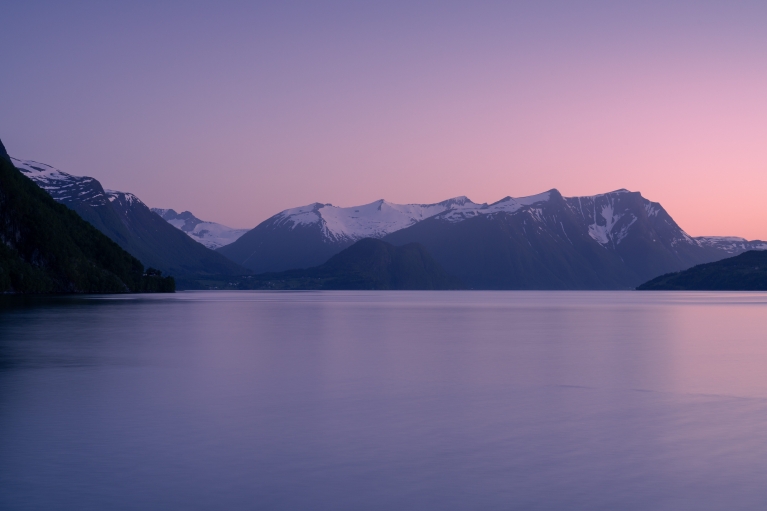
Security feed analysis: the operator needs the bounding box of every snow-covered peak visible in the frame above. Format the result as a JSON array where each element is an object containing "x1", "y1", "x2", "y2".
[
  {"x1": 12, "y1": 157, "x2": 71, "y2": 180},
  {"x1": 270, "y1": 192, "x2": 559, "y2": 240},
  {"x1": 435, "y1": 191, "x2": 553, "y2": 223},
  {"x1": 151, "y1": 206, "x2": 249, "y2": 249},
  {"x1": 274, "y1": 199, "x2": 460, "y2": 240},
  {"x1": 438, "y1": 196, "x2": 474, "y2": 207},
  {"x1": 12, "y1": 156, "x2": 147, "y2": 210},
  {"x1": 12, "y1": 157, "x2": 110, "y2": 206}
]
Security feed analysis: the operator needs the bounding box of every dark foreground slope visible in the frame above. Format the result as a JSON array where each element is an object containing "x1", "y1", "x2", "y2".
[
  {"x1": 638, "y1": 250, "x2": 767, "y2": 290},
  {"x1": 0, "y1": 140, "x2": 173, "y2": 293},
  {"x1": 206, "y1": 238, "x2": 464, "y2": 290}
]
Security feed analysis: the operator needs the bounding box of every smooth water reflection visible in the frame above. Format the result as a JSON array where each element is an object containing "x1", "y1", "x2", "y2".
[{"x1": 1, "y1": 291, "x2": 767, "y2": 510}]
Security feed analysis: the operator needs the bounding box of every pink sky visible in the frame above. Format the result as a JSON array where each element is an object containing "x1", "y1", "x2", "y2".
[{"x1": 2, "y1": 2, "x2": 766, "y2": 239}]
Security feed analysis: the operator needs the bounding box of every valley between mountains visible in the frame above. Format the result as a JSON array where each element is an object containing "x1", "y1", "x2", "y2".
[{"x1": 8, "y1": 146, "x2": 767, "y2": 291}]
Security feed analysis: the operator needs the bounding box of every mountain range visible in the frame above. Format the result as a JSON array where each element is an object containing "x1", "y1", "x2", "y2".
[
  {"x1": 11, "y1": 158, "x2": 247, "y2": 277},
  {"x1": 217, "y1": 191, "x2": 766, "y2": 289},
  {"x1": 216, "y1": 196, "x2": 472, "y2": 273},
  {"x1": 11, "y1": 150, "x2": 766, "y2": 290}
]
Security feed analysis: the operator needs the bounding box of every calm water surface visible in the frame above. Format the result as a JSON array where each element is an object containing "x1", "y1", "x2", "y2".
[{"x1": 2, "y1": 291, "x2": 767, "y2": 510}]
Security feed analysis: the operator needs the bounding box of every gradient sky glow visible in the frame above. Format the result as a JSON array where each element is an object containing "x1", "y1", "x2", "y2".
[{"x1": 2, "y1": 1, "x2": 766, "y2": 238}]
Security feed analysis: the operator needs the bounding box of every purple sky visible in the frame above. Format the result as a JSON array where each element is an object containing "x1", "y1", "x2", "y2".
[{"x1": 2, "y1": 1, "x2": 766, "y2": 238}]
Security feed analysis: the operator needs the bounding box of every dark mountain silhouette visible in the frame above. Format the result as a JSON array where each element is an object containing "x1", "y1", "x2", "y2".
[
  {"x1": 225, "y1": 238, "x2": 464, "y2": 290},
  {"x1": 638, "y1": 250, "x2": 767, "y2": 290}
]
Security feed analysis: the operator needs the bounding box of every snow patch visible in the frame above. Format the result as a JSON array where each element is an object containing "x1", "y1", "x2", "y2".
[
  {"x1": 105, "y1": 190, "x2": 143, "y2": 207},
  {"x1": 185, "y1": 222, "x2": 249, "y2": 249},
  {"x1": 644, "y1": 203, "x2": 660, "y2": 217},
  {"x1": 11, "y1": 157, "x2": 112, "y2": 207},
  {"x1": 588, "y1": 203, "x2": 623, "y2": 245}
]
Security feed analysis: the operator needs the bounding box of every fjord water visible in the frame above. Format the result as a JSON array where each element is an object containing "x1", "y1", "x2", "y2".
[{"x1": 2, "y1": 292, "x2": 767, "y2": 510}]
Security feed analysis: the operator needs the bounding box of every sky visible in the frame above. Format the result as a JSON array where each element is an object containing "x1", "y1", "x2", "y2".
[{"x1": 1, "y1": 1, "x2": 766, "y2": 238}]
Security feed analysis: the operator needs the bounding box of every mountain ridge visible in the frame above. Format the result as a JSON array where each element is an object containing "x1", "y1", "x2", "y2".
[
  {"x1": 11, "y1": 157, "x2": 248, "y2": 277},
  {"x1": 218, "y1": 189, "x2": 765, "y2": 288},
  {"x1": 0, "y1": 140, "x2": 174, "y2": 293}
]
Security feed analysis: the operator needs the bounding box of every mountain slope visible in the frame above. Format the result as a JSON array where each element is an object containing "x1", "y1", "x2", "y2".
[
  {"x1": 384, "y1": 189, "x2": 729, "y2": 289},
  {"x1": 382, "y1": 194, "x2": 629, "y2": 289},
  {"x1": 12, "y1": 158, "x2": 247, "y2": 277},
  {"x1": 236, "y1": 238, "x2": 464, "y2": 290},
  {"x1": 0, "y1": 139, "x2": 173, "y2": 293},
  {"x1": 151, "y1": 208, "x2": 248, "y2": 249},
  {"x1": 638, "y1": 250, "x2": 767, "y2": 290},
  {"x1": 561, "y1": 190, "x2": 726, "y2": 282}
]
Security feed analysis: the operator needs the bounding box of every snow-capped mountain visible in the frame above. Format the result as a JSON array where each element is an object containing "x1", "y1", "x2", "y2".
[
  {"x1": 214, "y1": 191, "x2": 631, "y2": 274},
  {"x1": 12, "y1": 157, "x2": 247, "y2": 276},
  {"x1": 268, "y1": 196, "x2": 483, "y2": 240},
  {"x1": 695, "y1": 236, "x2": 767, "y2": 254},
  {"x1": 151, "y1": 208, "x2": 248, "y2": 250},
  {"x1": 217, "y1": 194, "x2": 562, "y2": 273},
  {"x1": 382, "y1": 189, "x2": 716, "y2": 288},
  {"x1": 216, "y1": 197, "x2": 478, "y2": 272},
  {"x1": 223, "y1": 189, "x2": 663, "y2": 255},
  {"x1": 219, "y1": 189, "x2": 764, "y2": 287}
]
